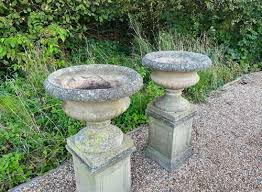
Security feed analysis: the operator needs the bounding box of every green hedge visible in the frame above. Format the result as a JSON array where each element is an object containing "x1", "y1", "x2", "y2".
[
  {"x1": 0, "y1": 0, "x2": 122, "y2": 36},
  {"x1": 161, "y1": 0, "x2": 262, "y2": 63},
  {"x1": 122, "y1": 0, "x2": 262, "y2": 62},
  {"x1": 0, "y1": 0, "x2": 261, "y2": 72},
  {"x1": 0, "y1": 0, "x2": 124, "y2": 71}
]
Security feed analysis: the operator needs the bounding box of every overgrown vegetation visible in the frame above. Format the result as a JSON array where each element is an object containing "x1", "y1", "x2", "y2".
[
  {"x1": 1, "y1": 0, "x2": 261, "y2": 72},
  {"x1": 1, "y1": 30, "x2": 259, "y2": 191},
  {"x1": 0, "y1": 1, "x2": 261, "y2": 191}
]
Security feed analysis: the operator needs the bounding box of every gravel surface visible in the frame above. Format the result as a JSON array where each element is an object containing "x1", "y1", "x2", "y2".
[{"x1": 12, "y1": 72, "x2": 262, "y2": 192}]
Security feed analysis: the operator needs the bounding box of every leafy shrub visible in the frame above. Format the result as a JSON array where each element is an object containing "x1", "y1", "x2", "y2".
[
  {"x1": 161, "y1": 0, "x2": 262, "y2": 63},
  {"x1": 114, "y1": 81, "x2": 164, "y2": 132},
  {"x1": 0, "y1": 152, "x2": 31, "y2": 191},
  {"x1": 1, "y1": 0, "x2": 261, "y2": 74},
  {"x1": 0, "y1": 48, "x2": 82, "y2": 190},
  {"x1": 0, "y1": 21, "x2": 67, "y2": 72},
  {"x1": 0, "y1": 0, "x2": 124, "y2": 73},
  {"x1": 121, "y1": 0, "x2": 262, "y2": 63},
  {"x1": 0, "y1": 1, "x2": 123, "y2": 36}
]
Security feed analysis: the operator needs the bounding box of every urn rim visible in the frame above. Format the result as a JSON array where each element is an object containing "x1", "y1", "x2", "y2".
[
  {"x1": 142, "y1": 51, "x2": 212, "y2": 72},
  {"x1": 44, "y1": 64, "x2": 143, "y2": 102}
]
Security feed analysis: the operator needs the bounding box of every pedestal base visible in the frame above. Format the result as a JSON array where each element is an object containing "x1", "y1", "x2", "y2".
[
  {"x1": 67, "y1": 135, "x2": 135, "y2": 192},
  {"x1": 146, "y1": 102, "x2": 196, "y2": 171},
  {"x1": 146, "y1": 146, "x2": 193, "y2": 171},
  {"x1": 72, "y1": 154, "x2": 131, "y2": 192}
]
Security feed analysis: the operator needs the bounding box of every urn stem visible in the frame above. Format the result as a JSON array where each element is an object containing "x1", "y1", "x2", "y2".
[
  {"x1": 86, "y1": 120, "x2": 111, "y2": 129},
  {"x1": 166, "y1": 89, "x2": 183, "y2": 96}
]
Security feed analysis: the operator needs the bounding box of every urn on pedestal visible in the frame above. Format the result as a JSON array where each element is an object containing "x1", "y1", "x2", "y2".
[
  {"x1": 44, "y1": 64, "x2": 143, "y2": 192},
  {"x1": 142, "y1": 51, "x2": 212, "y2": 171}
]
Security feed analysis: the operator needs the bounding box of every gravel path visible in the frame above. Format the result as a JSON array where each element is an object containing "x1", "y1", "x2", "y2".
[{"x1": 12, "y1": 72, "x2": 262, "y2": 192}]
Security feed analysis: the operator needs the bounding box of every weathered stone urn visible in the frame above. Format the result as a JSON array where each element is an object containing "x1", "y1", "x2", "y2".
[
  {"x1": 142, "y1": 51, "x2": 212, "y2": 171},
  {"x1": 44, "y1": 64, "x2": 143, "y2": 192}
]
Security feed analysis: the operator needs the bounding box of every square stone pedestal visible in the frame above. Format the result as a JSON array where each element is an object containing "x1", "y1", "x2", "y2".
[
  {"x1": 66, "y1": 135, "x2": 135, "y2": 192},
  {"x1": 146, "y1": 103, "x2": 196, "y2": 171}
]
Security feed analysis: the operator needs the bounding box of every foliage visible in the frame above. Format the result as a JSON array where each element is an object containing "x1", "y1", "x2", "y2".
[
  {"x1": 161, "y1": 0, "x2": 262, "y2": 63},
  {"x1": 0, "y1": 0, "x2": 122, "y2": 36},
  {"x1": 0, "y1": 21, "x2": 67, "y2": 71},
  {"x1": 114, "y1": 81, "x2": 164, "y2": 132},
  {"x1": 121, "y1": 0, "x2": 262, "y2": 63},
  {"x1": 0, "y1": 152, "x2": 30, "y2": 190},
  {"x1": 0, "y1": 48, "x2": 82, "y2": 191},
  {"x1": 0, "y1": 0, "x2": 123, "y2": 73},
  {"x1": 1, "y1": 0, "x2": 261, "y2": 74}
]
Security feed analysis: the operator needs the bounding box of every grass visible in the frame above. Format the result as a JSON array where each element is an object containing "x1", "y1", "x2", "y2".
[{"x1": 0, "y1": 30, "x2": 260, "y2": 191}]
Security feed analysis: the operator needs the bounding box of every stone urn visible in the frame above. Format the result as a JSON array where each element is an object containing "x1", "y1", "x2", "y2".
[
  {"x1": 44, "y1": 64, "x2": 143, "y2": 192},
  {"x1": 142, "y1": 51, "x2": 212, "y2": 171}
]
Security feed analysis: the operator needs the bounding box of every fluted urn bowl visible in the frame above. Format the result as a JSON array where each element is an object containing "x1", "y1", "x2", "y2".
[
  {"x1": 142, "y1": 51, "x2": 212, "y2": 112},
  {"x1": 44, "y1": 64, "x2": 143, "y2": 153}
]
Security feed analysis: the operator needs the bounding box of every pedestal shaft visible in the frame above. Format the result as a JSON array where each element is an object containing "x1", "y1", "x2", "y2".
[{"x1": 146, "y1": 104, "x2": 196, "y2": 171}]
